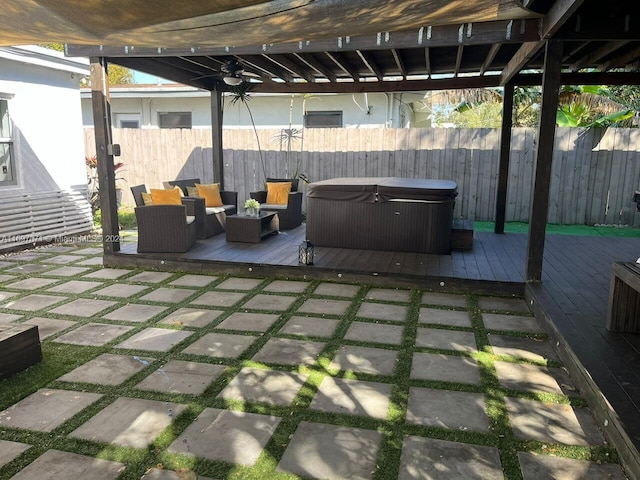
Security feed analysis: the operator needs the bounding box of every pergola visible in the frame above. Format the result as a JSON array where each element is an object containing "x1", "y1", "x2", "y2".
[{"x1": 1, "y1": 0, "x2": 638, "y2": 277}]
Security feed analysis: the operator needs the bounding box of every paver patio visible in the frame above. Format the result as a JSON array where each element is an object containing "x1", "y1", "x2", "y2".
[{"x1": 0, "y1": 243, "x2": 630, "y2": 479}]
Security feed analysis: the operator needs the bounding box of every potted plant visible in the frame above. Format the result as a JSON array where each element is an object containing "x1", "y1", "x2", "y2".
[{"x1": 244, "y1": 198, "x2": 260, "y2": 216}]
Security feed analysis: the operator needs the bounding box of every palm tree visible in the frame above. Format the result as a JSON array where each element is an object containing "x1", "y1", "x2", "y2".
[{"x1": 227, "y1": 82, "x2": 266, "y2": 189}]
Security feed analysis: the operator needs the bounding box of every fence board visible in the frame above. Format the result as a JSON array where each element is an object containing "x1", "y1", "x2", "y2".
[{"x1": 84, "y1": 127, "x2": 640, "y2": 226}]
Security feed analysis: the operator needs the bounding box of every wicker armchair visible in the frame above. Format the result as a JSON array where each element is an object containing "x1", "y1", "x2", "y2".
[
  {"x1": 134, "y1": 205, "x2": 196, "y2": 253},
  {"x1": 250, "y1": 178, "x2": 302, "y2": 230},
  {"x1": 167, "y1": 179, "x2": 238, "y2": 238}
]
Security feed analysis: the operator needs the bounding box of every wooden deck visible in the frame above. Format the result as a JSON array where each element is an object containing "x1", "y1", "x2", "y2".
[{"x1": 110, "y1": 225, "x2": 640, "y2": 469}]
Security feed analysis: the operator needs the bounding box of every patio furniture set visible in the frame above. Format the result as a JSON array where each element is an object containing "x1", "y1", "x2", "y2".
[
  {"x1": 130, "y1": 177, "x2": 461, "y2": 256},
  {"x1": 130, "y1": 178, "x2": 301, "y2": 253}
]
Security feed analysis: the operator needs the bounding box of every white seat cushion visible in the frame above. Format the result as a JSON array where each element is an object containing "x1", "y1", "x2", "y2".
[
  {"x1": 260, "y1": 204, "x2": 287, "y2": 210},
  {"x1": 205, "y1": 206, "x2": 226, "y2": 215},
  {"x1": 186, "y1": 215, "x2": 196, "y2": 224}
]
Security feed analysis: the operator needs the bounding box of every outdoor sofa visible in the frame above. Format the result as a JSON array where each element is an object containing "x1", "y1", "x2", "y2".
[
  {"x1": 165, "y1": 179, "x2": 238, "y2": 238},
  {"x1": 134, "y1": 204, "x2": 197, "y2": 253},
  {"x1": 250, "y1": 178, "x2": 303, "y2": 230},
  {"x1": 306, "y1": 177, "x2": 457, "y2": 254}
]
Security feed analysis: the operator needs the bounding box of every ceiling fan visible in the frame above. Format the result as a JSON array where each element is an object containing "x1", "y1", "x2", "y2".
[
  {"x1": 190, "y1": 59, "x2": 260, "y2": 85},
  {"x1": 221, "y1": 59, "x2": 245, "y2": 86}
]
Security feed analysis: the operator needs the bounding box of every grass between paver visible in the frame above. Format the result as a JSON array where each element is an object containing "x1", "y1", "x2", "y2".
[{"x1": 0, "y1": 242, "x2": 622, "y2": 480}]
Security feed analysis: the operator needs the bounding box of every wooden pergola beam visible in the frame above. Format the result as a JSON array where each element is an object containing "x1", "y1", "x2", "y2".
[
  {"x1": 501, "y1": 0, "x2": 584, "y2": 84},
  {"x1": 480, "y1": 44, "x2": 500, "y2": 75},
  {"x1": 266, "y1": 54, "x2": 316, "y2": 83},
  {"x1": 391, "y1": 49, "x2": 407, "y2": 78},
  {"x1": 294, "y1": 53, "x2": 337, "y2": 82},
  {"x1": 356, "y1": 50, "x2": 384, "y2": 81},
  {"x1": 569, "y1": 40, "x2": 629, "y2": 72},
  {"x1": 325, "y1": 51, "x2": 360, "y2": 80}
]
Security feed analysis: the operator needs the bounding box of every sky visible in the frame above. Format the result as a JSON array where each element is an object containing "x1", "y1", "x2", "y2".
[{"x1": 132, "y1": 70, "x2": 171, "y2": 84}]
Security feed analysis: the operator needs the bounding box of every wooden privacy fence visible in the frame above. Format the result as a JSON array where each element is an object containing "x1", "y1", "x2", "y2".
[{"x1": 84, "y1": 127, "x2": 640, "y2": 226}]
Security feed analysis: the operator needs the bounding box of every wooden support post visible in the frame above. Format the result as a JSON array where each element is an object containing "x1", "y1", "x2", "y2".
[
  {"x1": 495, "y1": 83, "x2": 514, "y2": 234},
  {"x1": 211, "y1": 83, "x2": 224, "y2": 189},
  {"x1": 90, "y1": 57, "x2": 120, "y2": 254},
  {"x1": 525, "y1": 41, "x2": 562, "y2": 282}
]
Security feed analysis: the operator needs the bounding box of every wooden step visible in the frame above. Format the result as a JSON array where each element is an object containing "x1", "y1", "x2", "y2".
[{"x1": 451, "y1": 219, "x2": 474, "y2": 251}]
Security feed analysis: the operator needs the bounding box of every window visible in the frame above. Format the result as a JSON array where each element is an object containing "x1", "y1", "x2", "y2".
[
  {"x1": 304, "y1": 110, "x2": 343, "y2": 128},
  {"x1": 114, "y1": 113, "x2": 141, "y2": 129},
  {"x1": 0, "y1": 98, "x2": 16, "y2": 185},
  {"x1": 158, "y1": 112, "x2": 192, "y2": 129}
]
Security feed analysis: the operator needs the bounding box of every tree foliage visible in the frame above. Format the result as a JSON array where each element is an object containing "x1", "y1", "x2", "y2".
[{"x1": 40, "y1": 43, "x2": 133, "y2": 85}]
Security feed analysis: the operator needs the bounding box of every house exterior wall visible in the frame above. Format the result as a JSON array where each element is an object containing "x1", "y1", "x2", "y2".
[
  {"x1": 0, "y1": 46, "x2": 92, "y2": 251},
  {"x1": 80, "y1": 89, "x2": 429, "y2": 129}
]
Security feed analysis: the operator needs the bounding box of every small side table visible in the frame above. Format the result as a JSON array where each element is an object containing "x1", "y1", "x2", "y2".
[
  {"x1": 607, "y1": 262, "x2": 640, "y2": 332},
  {"x1": 226, "y1": 212, "x2": 279, "y2": 243}
]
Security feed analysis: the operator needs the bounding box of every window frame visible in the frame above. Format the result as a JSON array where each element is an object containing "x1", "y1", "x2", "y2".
[
  {"x1": 0, "y1": 96, "x2": 16, "y2": 186},
  {"x1": 158, "y1": 111, "x2": 192, "y2": 129},
  {"x1": 303, "y1": 110, "x2": 343, "y2": 128}
]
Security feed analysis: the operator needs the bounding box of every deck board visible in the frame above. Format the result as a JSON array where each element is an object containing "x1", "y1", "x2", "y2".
[{"x1": 114, "y1": 225, "x2": 640, "y2": 454}]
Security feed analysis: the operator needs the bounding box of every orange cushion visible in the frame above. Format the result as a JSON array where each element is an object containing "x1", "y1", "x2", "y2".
[
  {"x1": 266, "y1": 182, "x2": 292, "y2": 205},
  {"x1": 195, "y1": 183, "x2": 223, "y2": 207},
  {"x1": 141, "y1": 192, "x2": 153, "y2": 205},
  {"x1": 150, "y1": 188, "x2": 182, "y2": 205}
]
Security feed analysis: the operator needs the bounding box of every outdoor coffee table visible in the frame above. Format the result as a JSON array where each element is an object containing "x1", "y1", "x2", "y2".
[{"x1": 225, "y1": 211, "x2": 279, "y2": 243}]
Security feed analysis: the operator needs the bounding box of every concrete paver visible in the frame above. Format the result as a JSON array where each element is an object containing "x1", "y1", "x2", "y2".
[
  {"x1": 483, "y1": 313, "x2": 543, "y2": 333},
  {"x1": 410, "y1": 352, "x2": 481, "y2": 385},
  {"x1": 47, "y1": 280, "x2": 103, "y2": 294},
  {"x1": 357, "y1": 302, "x2": 409, "y2": 322},
  {"x1": 104, "y1": 303, "x2": 168, "y2": 322},
  {"x1": 0, "y1": 439, "x2": 30, "y2": 468},
  {"x1": 418, "y1": 307, "x2": 471, "y2": 327},
  {"x1": 276, "y1": 421, "x2": 382, "y2": 479},
  {"x1": 71, "y1": 397, "x2": 187, "y2": 448},
  {"x1": 169, "y1": 274, "x2": 218, "y2": 287},
  {"x1": 365, "y1": 287, "x2": 411, "y2": 302},
  {"x1": 399, "y1": 436, "x2": 503, "y2": 480},
  {"x1": 494, "y1": 361, "x2": 576, "y2": 395},
  {"x1": 128, "y1": 271, "x2": 173, "y2": 283},
  {"x1": 310, "y1": 377, "x2": 392, "y2": 419},
  {"x1": 518, "y1": 452, "x2": 627, "y2": 480},
  {"x1": 136, "y1": 360, "x2": 227, "y2": 395},
  {"x1": 218, "y1": 367, "x2": 308, "y2": 406},
  {"x1": 330, "y1": 345, "x2": 398, "y2": 376},
  {"x1": 116, "y1": 328, "x2": 193, "y2": 352},
  {"x1": 0, "y1": 389, "x2": 102, "y2": 432},
  {"x1": 191, "y1": 291, "x2": 247, "y2": 307},
  {"x1": 298, "y1": 297, "x2": 351, "y2": 316},
  {"x1": 59, "y1": 353, "x2": 154, "y2": 385},
  {"x1": 83, "y1": 268, "x2": 131, "y2": 279},
  {"x1": 505, "y1": 397, "x2": 605, "y2": 445},
  {"x1": 406, "y1": 387, "x2": 490, "y2": 432},
  {"x1": 5, "y1": 277, "x2": 58, "y2": 290},
  {"x1": 140, "y1": 287, "x2": 196, "y2": 303},
  {"x1": 182, "y1": 332, "x2": 257, "y2": 358},
  {"x1": 344, "y1": 321, "x2": 404, "y2": 345},
  {"x1": 53, "y1": 323, "x2": 134, "y2": 346},
  {"x1": 216, "y1": 311, "x2": 280, "y2": 332},
  {"x1": 241, "y1": 293, "x2": 297, "y2": 311},
  {"x1": 158, "y1": 307, "x2": 223, "y2": 328},
  {"x1": 215, "y1": 277, "x2": 263, "y2": 290},
  {"x1": 0, "y1": 312, "x2": 22, "y2": 323},
  {"x1": 41, "y1": 266, "x2": 91, "y2": 277},
  {"x1": 2, "y1": 294, "x2": 66, "y2": 311},
  {"x1": 8, "y1": 450, "x2": 125, "y2": 480},
  {"x1": 93, "y1": 283, "x2": 148, "y2": 298},
  {"x1": 22, "y1": 317, "x2": 76, "y2": 339},
  {"x1": 278, "y1": 315, "x2": 340, "y2": 337},
  {"x1": 253, "y1": 337, "x2": 325, "y2": 365},
  {"x1": 415, "y1": 327, "x2": 477, "y2": 352},
  {"x1": 5, "y1": 264, "x2": 50, "y2": 274},
  {"x1": 263, "y1": 280, "x2": 310, "y2": 293},
  {"x1": 478, "y1": 296, "x2": 530, "y2": 312},
  {"x1": 421, "y1": 291, "x2": 467, "y2": 308},
  {"x1": 49, "y1": 298, "x2": 117, "y2": 317},
  {"x1": 168, "y1": 408, "x2": 281, "y2": 466},
  {"x1": 314, "y1": 282, "x2": 360, "y2": 297},
  {"x1": 488, "y1": 334, "x2": 559, "y2": 362},
  {"x1": 47, "y1": 254, "x2": 82, "y2": 264}
]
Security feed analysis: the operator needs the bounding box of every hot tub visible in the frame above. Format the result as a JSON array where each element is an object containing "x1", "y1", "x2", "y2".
[{"x1": 306, "y1": 177, "x2": 457, "y2": 254}]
